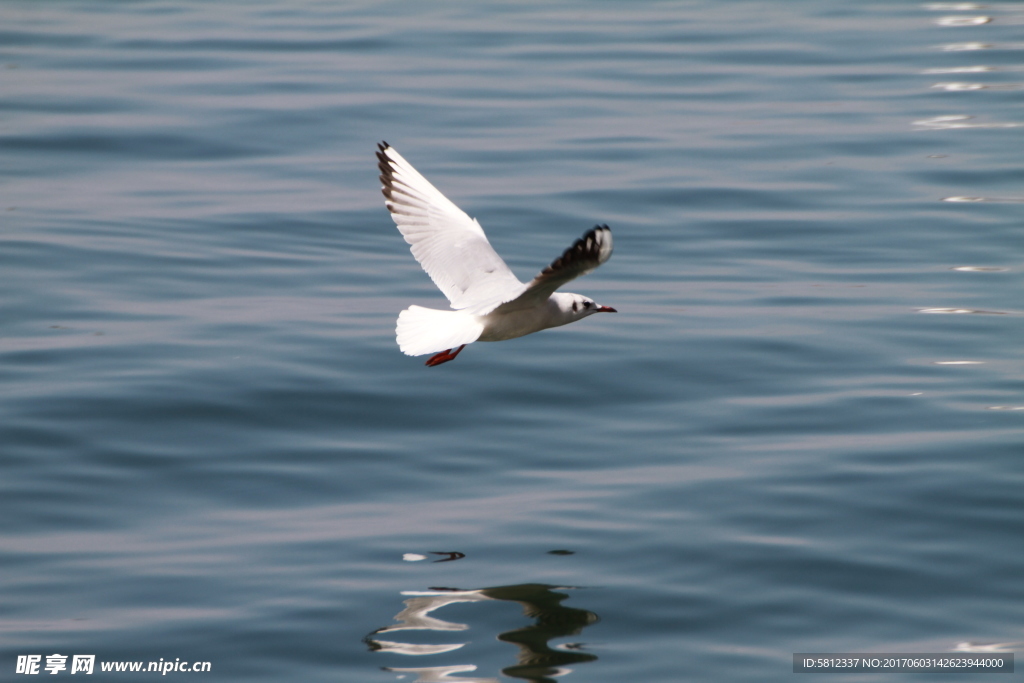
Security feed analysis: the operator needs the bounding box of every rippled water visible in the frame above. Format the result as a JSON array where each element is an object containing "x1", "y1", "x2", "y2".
[{"x1": 3, "y1": 1, "x2": 1022, "y2": 681}]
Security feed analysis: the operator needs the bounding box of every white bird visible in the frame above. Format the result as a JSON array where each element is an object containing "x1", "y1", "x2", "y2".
[{"x1": 378, "y1": 142, "x2": 616, "y2": 366}]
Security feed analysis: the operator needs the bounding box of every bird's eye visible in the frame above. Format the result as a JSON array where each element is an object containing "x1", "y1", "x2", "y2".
[{"x1": 584, "y1": 301, "x2": 592, "y2": 308}]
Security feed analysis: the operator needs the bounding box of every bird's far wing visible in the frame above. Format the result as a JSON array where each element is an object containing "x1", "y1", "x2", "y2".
[
  {"x1": 492, "y1": 225, "x2": 613, "y2": 314},
  {"x1": 378, "y1": 142, "x2": 523, "y2": 311}
]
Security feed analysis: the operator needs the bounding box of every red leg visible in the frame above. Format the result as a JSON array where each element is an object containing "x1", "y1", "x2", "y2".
[{"x1": 425, "y1": 344, "x2": 466, "y2": 367}]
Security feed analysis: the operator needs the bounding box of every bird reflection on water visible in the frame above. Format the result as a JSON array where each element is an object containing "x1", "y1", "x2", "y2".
[{"x1": 365, "y1": 583, "x2": 599, "y2": 682}]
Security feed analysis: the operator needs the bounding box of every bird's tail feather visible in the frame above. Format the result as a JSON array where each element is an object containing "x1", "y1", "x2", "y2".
[{"x1": 396, "y1": 306, "x2": 484, "y2": 357}]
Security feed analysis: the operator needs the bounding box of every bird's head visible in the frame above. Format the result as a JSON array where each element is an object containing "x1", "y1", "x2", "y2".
[{"x1": 559, "y1": 293, "x2": 617, "y2": 320}]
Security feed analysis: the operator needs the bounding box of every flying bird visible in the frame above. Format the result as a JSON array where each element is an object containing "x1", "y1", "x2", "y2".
[{"x1": 377, "y1": 142, "x2": 615, "y2": 366}]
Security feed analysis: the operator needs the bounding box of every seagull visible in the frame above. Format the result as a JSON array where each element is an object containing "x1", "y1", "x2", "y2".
[{"x1": 377, "y1": 142, "x2": 616, "y2": 366}]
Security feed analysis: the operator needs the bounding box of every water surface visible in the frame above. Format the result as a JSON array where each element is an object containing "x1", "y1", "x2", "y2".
[{"x1": 3, "y1": 1, "x2": 1022, "y2": 681}]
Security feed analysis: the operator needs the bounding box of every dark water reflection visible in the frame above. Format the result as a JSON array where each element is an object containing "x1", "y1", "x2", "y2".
[{"x1": 366, "y1": 584, "x2": 599, "y2": 682}]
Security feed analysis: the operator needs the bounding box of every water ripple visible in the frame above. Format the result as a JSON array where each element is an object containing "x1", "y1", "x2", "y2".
[
  {"x1": 367, "y1": 585, "x2": 599, "y2": 680},
  {"x1": 931, "y1": 81, "x2": 1023, "y2": 90},
  {"x1": 938, "y1": 42, "x2": 993, "y2": 50},
  {"x1": 918, "y1": 307, "x2": 1007, "y2": 314},
  {"x1": 922, "y1": 65, "x2": 994, "y2": 73},
  {"x1": 924, "y1": 3, "x2": 986, "y2": 10},
  {"x1": 5, "y1": 2, "x2": 1024, "y2": 680},
  {"x1": 939, "y1": 41, "x2": 1024, "y2": 50},
  {"x1": 942, "y1": 195, "x2": 1024, "y2": 202},
  {"x1": 935, "y1": 15, "x2": 992, "y2": 26},
  {"x1": 913, "y1": 114, "x2": 1024, "y2": 128},
  {"x1": 955, "y1": 641, "x2": 1024, "y2": 652}
]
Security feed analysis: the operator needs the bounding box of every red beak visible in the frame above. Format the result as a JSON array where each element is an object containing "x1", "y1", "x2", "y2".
[{"x1": 596, "y1": 305, "x2": 617, "y2": 313}]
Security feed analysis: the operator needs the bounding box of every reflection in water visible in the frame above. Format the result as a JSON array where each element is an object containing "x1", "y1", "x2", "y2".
[
  {"x1": 924, "y1": 3, "x2": 986, "y2": 10},
  {"x1": 923, "y1": 65, "x2": 993, "y2": 73},
  {"x1": 938, "y1": 42, "x2": 993, "y2": 50},
  {"x1": 366, "y1": 583, "x2": 599, "y2": 682},
  {"x1": 384, "y1": 664, "x2": 497, "y2": 682},
  {"x1": 932, "y1": 81, "x2": 1023, "y2": 90},
  {"x1": 403, "y1": 552, "x2": 467, "y2": 563},
  {"x1": 955, "y1": 641, "x2": 1024, "y2": 652},
  {"x1": 935, "y1": 15, "x2": 992, "y2": 26},
  {"x1": 942, "y1": 195, "x2": 1024, "y2": 202},
  {"x1": 430, "y1": 552, "x2": 467, "y2": 563},
  {"x1": 924, "y1": 0, "x2": 1020, "y2": 393},
  {"x1": 919, "y1": 307, "x2": 1006, "y2": 315},
  {"x1": 914, "y1": 115, "x2": 1024, "y2": 129}
]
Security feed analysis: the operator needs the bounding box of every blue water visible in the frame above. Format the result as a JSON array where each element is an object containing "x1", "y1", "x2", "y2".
[{"x1": 3, "y1": 1, "x2": 1022, "y2": 681}]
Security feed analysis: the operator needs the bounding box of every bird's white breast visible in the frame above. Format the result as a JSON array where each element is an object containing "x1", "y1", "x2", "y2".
[{"x1": 477, "y1": 297, "x2": 570, "y2": 342}]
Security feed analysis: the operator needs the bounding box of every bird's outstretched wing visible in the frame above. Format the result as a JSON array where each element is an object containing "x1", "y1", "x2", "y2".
[
  {"x1": 378, "y1": 142, "x2": 523, "y2": 312},
  {"x1": 493, "y1": 225, "x2": 613, "y2": 314}
]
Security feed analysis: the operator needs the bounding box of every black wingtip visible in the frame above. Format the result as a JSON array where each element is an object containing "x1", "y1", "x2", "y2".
[
  {"x1": 539, "y1": 225, "x2": 612, "y2": 278},
  {"x1": 377, "y1": 143, "x2": 395, "y2": 180},
  {"x1": 580, "y1": 224, "x2": 611, "y2": 243},
  {"x1": 377, "y1": 144, "x2": 395, "y2": 201}
]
